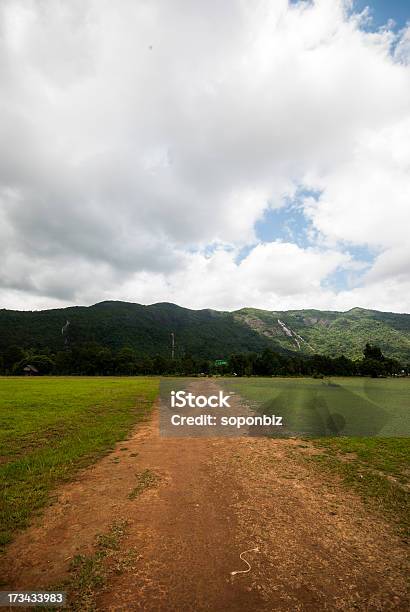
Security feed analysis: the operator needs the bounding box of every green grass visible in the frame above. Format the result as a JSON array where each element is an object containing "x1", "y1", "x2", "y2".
[
  {"x1": 59, "y1": 519, "x2": 134, "y2": 612},
  {"x1": 306, "y1": 438, "x2": 410, "y2": 536},
  {"x1": 0, "y1": 377, "x2": 159, "y2": 549},
  {"x1": 222, "y1": 377, "x2": 410, "y2": 533},
  {"x1": 224, "y1": 376, "x2": 410, "y2": 437},
  {"x1": 128, "y1": 469, "x2": 159, "y2": 499}
]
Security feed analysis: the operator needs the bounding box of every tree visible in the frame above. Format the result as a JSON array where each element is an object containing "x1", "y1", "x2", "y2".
[
  {"x1": 3, "y1": 345, "x2": 25, "y2": 372},
  {"x1": 364, "y1": 343, "x2": 384, "y2": 362},
  {"x1": 152, "y1": 355, "x2": 169, "y2": 375},
  {"x1": 54, "y1": 350, "x2": 73, "y2": 374},
  {"x1": 95, "y1": 348, "x2": 114, "y2": 375},
  {"x1": 333, "y1": 355, "x2": 355, "y2": 376},
  {"x1": 30, "y1": 355, "x2": 55, "y2": 374},
  {"x1": 115, "y1": 347, "x2": 137, "y2": 375},
  {"x1": 254, "y1": 349, "x2": 280, "y2": 376},
  {"x1": 229, "y1": 353, "x2": 250, "y2": 377},
  {"x1": 360, "y1": 358, "x2": 383, "y2": 378}
]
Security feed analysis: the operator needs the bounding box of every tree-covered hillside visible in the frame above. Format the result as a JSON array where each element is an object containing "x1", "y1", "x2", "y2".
[
  {"x1": 235, "y1": 307, "x2": 410, "y2": 361},
  {"x1": 0, "y1": 301, "x2": 280, "y2": 360},
  {"x1": 0, "y1": 301, "x2": 409, "y2": 362}
]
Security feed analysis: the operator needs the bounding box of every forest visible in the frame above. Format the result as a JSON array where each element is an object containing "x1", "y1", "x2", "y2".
[{"x1": 0, "y1": 342, "x2": 405, "y2": 378}]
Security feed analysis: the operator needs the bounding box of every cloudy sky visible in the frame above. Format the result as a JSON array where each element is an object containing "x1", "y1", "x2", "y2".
[{"x1": 1, "y1": 0, "x2": 409, "y2": 313}]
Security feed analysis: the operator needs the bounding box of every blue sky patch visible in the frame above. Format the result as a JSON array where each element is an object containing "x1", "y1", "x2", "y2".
[
  {"x1": 290, "y1": 1, "x2": 409, "y2": 30},
  {"x1": 255, "y1": 205, "x2": 311, "y2": 248},
  {"x1": 352, "y1": 0, "x2": 409, "y2": 31},
  {"x1": 254, "y1": 187, "x2": 321, "y2": 248},
  {"x1": 323, "y1": 244, "x2": 377, "y2": 292}
]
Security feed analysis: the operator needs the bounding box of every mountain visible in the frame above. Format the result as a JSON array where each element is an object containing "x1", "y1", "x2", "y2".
[
  {"x1": 234, "y1": 307, "x2": 410, "y2": 361},
  {"x1": 0, "y1": 301, "x2": 409, "y2": 362},
  {"x1": 0, "y1": 301, "x2": 280, "y2": 360}
]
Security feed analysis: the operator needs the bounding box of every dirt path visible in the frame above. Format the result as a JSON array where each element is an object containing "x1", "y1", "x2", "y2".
[{"x1": 1, "y1": 380, "x2": 408, "y2": 611}]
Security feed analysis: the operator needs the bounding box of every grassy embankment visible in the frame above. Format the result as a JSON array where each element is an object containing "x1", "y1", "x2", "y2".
[
  {"x1": 224, "y1": 377, "x2": 410, "y2": 534},
  {"x1": 0, "y1": 377, "x2": 158, "y2": 549}
]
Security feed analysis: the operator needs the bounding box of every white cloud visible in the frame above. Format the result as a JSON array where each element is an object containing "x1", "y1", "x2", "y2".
[
  {"x1": 0, "y1": 241, "x2": 350, "y2": 311},
  {"x1": 304, "y1": 116, "x2": 410, "y2": 250},
  {"x1": 0, "y1": 0, "x2": 409, "y2": 312}
]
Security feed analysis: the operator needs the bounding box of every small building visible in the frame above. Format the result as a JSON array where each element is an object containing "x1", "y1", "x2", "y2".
[{"x1": 23, "y1": 365, "x2": 39, "y2": 376}]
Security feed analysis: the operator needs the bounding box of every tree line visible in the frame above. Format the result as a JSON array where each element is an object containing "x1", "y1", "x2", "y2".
[{"x1": 0, "y1": 342, "x2": 406, "y2": 377}]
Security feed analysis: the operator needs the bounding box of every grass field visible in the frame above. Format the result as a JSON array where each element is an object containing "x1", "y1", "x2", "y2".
[
  {"x1": 223, "y1": 377, "x2": 410, "y2": 533},
  {"x1": 0, "y1": 377, "x2": 158, "y2": 548},
  {"x1": 1, "y1": 375, "x2": 409, "y2": 553},
  {"x1": 225, "y1": 377, "x2": 410, "y2": 437}
]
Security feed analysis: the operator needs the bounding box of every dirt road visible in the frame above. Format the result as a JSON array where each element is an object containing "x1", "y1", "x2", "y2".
[{"x1": 1, "y1": 380, "x2": 408, "y2": 611}]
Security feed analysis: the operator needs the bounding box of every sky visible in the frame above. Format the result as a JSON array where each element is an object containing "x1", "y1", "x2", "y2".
[{"x1": 0, "y1": 0, "x2": 409, "y2": 313}]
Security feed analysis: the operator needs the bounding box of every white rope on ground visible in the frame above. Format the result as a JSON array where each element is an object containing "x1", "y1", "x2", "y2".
[{"x1": 230, "y1": 547, "x2": 260, "y2": 576}]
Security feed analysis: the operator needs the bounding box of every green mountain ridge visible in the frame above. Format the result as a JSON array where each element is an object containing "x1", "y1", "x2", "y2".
[
  {"x1": 1, "y1": 301, "x2": 409, "y2": 362},
  {"x1": 234, "y1": 307, "x2": 410, "y2": 361}
]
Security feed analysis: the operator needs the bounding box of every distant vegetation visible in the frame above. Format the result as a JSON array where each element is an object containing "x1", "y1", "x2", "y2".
[
  {"x1": 0, "y1": 301, "x2": 409, "y2": 375},
  {"x1": 0, "y1": 340, "x2": 406, "y2": 378},
  {"x1": 235, "y1": 306, "x2": 410, "y2": 361},
  {"x1": 0, "y1": 301, "x2": 273, "y2": 360},
  {"x1": 226, "y1": 343, "x2": 404, "y2": 378}
]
